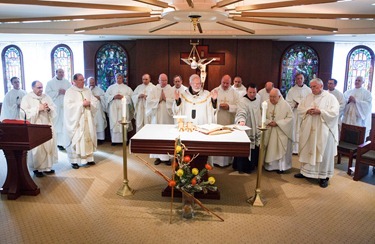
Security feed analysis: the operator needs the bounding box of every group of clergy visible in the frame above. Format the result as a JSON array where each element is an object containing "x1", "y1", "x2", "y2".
[{"x1": 0, "y1": 69, "x2": 372, "y2": 187}]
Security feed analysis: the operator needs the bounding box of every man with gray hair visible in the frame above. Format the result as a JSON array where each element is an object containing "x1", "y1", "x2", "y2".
[
  {"x1": 21, "y1": 80, "x2": 57, "y2": 177},
  {"x1": 45, "y1": 68, "x2": 71, "y2": 150},
  {"x1": 264, "y1": 88, "x2": 294, "y2": 174},
  {"x1": 295, "y1": 78, "x2": 339, "y2": 188},
  {"x1": 342, "y1": 76, "x2": 372, "y2": 138},
  {"x1": 173, "y1": 74, "x2": 218, "y2": 125},
  {"x1": 88, "y1": 77, "x2": 107, "y2": 143}
]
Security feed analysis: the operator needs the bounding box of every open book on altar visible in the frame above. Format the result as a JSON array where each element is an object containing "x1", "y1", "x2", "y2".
[{"x1": 195, "y1": 123, "x2": 251, "y2": 135}]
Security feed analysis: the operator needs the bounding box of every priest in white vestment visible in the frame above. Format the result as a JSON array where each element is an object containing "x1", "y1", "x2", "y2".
[
  {"x1": 209, "y1": 75, "x2": 240, "y2": 167},
  {"x1": 233, "y1": 84, "x2": 261, "y2": 174},
  {"x1": 21, "y1": 81, "x2": 57, "y2": 177},
  {"x1": 258, "y1": 81, "x2": 274, "y2": 104},
  {"x1": 64, "y1": 73, "x2": 99, "y2": 169},
  {"x1": 45, "y1": 68, "x2": 72, "y2": 150},
  {"x1": 132, "y1": 74, "x2": 155, "y2": 132},
  {"x1": 264, "y1": 88, "x2": 293, "y2": 173},
  {"x1": 146, "y1": 73, "x2": 175, "y2": 165},
  {"x1": 172, "y1": 75, "x2": 187, "y2": 94},
  {"x1": 327, "y1": 78, "x2": 346, "y2": 135},
  {"x1": 342, "y1": 76, "x2": 372, "y2": 138},
  {"x1": 0, "y1": 77, "x2": 27, "y2": 122},
  {"x1": 232, "y1": 76, "x2": 247, "y2": 97},
  {"x1": 295, "y1": 78, "x2": 339, "y2": 188},
  {"x1": 88, "y1": 77, "x2": 107, "y2": 142},
  {"x1": 285, "y1": 73, "x2": 312, "y2": 154},
  {"x1": 105, "y1": 73, "x2": 134, "y2": 144},
  {"x1": 173, "y1": 74, "x2": 217, "y2": 125}
]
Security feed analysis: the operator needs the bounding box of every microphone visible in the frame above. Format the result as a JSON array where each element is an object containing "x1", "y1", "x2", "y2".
[{"x1": 16, "y1": 96, "x2": 27, "y2": 124}]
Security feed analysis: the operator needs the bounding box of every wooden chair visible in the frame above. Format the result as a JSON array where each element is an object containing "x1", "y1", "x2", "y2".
[
  {"x1": 353, "y1": 131, "x2": 375, "y2": 181},
  {"x1": 337, "y1": 123, "x2": 366, "y2": 175}
]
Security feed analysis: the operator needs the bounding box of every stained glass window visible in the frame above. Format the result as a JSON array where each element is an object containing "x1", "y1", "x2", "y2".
[
  {"x1": 344, "y1": 45, "x2": 374, "y2": 92},
  {"x1": 51, "y1": 44, "x2": 73, "y2": 82},
  {"x1": 1, "y1": 45, "x2": 25, "y2": 94},
  {"x1": 95, "y1": 43, "x2": 128, "y2": 91},
  {"x1": 280, "y1": 44, "x2": 319, "y2": 97}
]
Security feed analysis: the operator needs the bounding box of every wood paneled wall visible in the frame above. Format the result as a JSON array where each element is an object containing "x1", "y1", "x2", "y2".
[{"x1": 83, "y1": 39, "x2": 334, "y2": 92}]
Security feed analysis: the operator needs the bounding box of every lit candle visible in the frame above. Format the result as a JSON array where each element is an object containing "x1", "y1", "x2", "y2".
[
  {"x1": 261, "y1": 101, "x2": 268, "y2": 127},
  {"x1": 122, "y1": 97, "x2": 127, "y2": 120}
]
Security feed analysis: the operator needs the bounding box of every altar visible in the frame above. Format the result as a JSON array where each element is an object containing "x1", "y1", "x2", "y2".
[
  {"x1": 129, "y1": 124, "x2": 251, "y2": 199},
  {"x1": 130, "y1": 124, "x2": 251, "y2": 157}
]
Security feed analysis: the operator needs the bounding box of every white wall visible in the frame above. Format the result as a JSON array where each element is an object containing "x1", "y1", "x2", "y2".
[
  {"x1": 332, "y1": 42, "x2": 375, "y2": 112},
  {"x1": 0, "y1": 41, "x2": 84, "y2": 101}
]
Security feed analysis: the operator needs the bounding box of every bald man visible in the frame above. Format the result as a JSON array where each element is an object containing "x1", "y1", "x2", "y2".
[
  {"x1": 209, "y1": 74, "x2": 240, "y2": 167},
  {"x1": 264, "y1": 88, "x2": 294, "y2": 173},
  {"x1": 258, "y1": 81, "x2": 274, "y2": 103},
  {"x1": 146, "y1": 73, "x2": 174, "y2": 165}
]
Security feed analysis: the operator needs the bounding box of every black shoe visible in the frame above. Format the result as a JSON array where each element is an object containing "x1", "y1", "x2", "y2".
[
  {"x1": 277, "y1": 170, "x2": 285, "y2": 174},
  {"x1": 43, "y1": 169, "x2": 55, "y2": 174},
  {"x1": 294, "y1": 173, "x2": 306, "y2": 178},
  {"x1": 154, "y1": 159, "x2": 161, "y2": 165},
  {"x1": 163, "y1": 160, "x2": 171, "y2": 166},
  {"x1": 87, "y1": 161, "x2": 96, "y2": 166},
  {"x1": 97, "y1": 140, "x2": 105, "y2": 145},
  {"x1": 319, "y1": 178, "x2": 329, "y2": 188},
  {"x1": 33, "y1": 170, "x2": 44, "y2": 177},
  {"x1": 71, "y1": 163, "x2": 80, "y2": 169},
  {"x1": 57, "y1": 145, "x2": 65, "y2": 151}
]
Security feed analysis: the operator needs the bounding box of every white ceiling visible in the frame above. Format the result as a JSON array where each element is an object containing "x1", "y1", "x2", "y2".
[{"x1": 0, "y1": 0, "x2": 375, "y2": 42}]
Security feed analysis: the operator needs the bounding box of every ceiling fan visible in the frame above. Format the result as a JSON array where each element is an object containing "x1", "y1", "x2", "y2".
[{"x1": 0, "y1": 0, "x2": 374, "y2": 35}]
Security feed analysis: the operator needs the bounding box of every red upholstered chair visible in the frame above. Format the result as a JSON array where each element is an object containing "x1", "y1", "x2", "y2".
[
  {"x1": 337, "y1": 123, "x2": 366, "y2": 175},
  {"x1": 353, "y1": 132, "x2": 375, "y2": 181}
]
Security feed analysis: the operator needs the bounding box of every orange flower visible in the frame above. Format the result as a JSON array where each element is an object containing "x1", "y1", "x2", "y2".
[
  {"x1": 205, "y1": 164, "x2": 213, "y2": 170},
  {"x1": 191, "y1": 178, "x2": 197, "y2": 186},
  {"x1": 168, "y1": 180, "x2": 176, "y2": 187},
  {"x1": 183, "y1": 155, "x2": 191, "y2": 163}
]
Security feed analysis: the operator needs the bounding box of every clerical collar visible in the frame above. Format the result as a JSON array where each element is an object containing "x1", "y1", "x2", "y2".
[
  {"x1": 189, "y1": 86, "x2": 200, "y2": 96},
  {"x1": 245, "y1": 94, "x2": 256, "y2": 101}
]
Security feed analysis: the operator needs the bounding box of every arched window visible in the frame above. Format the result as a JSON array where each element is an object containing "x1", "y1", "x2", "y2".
[
  {"x1": 344, "y1": 45, "x2": 374, "y2": 92},
  {"x1": 95, "y1": 43, "x2": 128, "y2": 91},
  {"x1": 51, "y1": 44, "x2": 74, "y2": 82},
  {"x1": 279, "y1": 44, "x2": 319, "y2": 97},
  {"x1": 1, "y1": 45, "x2": 25, "y2": 94}
]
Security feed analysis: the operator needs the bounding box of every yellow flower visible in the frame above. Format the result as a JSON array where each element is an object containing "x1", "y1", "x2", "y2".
[
  {"x1": 208, "y1": 176, "x2": 215, "y2": 185},
  {"x1": 175, "y1": 145, "x2": 182, "y2": 153},
  {"x1": 192, "y1": 168, "x2": 199, "y2": 175},
  {"x1": 176, "y1": 169, "x2": 184, "y2": 177}
]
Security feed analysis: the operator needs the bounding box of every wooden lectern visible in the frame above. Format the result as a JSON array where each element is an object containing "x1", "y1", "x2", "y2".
[{"x1": 0, "y1": 123, "x2": 52, "y2": 200}]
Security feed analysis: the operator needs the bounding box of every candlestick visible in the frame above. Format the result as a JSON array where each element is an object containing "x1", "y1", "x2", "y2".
[
  {"x1": 261, "y1": 101, "x2": 268, "y2": 127},
  {"x1": 122, "y1": 97, "x2": 127, "y2": 120}
]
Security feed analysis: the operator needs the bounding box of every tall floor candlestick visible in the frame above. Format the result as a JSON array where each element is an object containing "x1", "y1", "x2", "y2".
[
  {"x1": 247, "y1": 126, "x2": 268, "y2": 207},
  {"x1": 117, "y1": 118, "x2": 135, "y2": 197}
]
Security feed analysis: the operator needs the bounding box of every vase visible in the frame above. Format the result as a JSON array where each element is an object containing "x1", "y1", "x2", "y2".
[{"x1": 182, "y1": 193, "x2": 195, "y2": 219}]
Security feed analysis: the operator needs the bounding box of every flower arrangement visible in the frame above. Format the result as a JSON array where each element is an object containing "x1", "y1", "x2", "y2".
[{"x1": 168, "y1": 138, "x2": 217, "y2": 194}]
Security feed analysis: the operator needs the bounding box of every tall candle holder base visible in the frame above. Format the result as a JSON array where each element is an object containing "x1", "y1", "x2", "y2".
[
  {"x1": 117, "y1": 119, "x2": 135, "y2": 197},
  {"x1": 247, "y1": 126, "x2": 268, "y2": 207}
]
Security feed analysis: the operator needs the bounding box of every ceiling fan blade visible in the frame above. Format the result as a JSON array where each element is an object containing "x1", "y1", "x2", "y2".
[
  {"x1": 186, "y1": 0, "x2": 194, "y2": 8},
  {"x1": 0, "y1": 0, "x2": 151, "y2": 12},
  {"x1": 233, "y1": 16, "x2": 338, "y2": 32},
  {"x1": 241, "y1": 12, "x2": 375, "y2": 20},
  {"x1": 236, "y1": 0, "x2": 337, "y2": 12},
  {"x1": 197, "y1": 23, "x2": 203, "y2": 33},
  {"x1": 74, "y1": 17, "x2": 161, "y2": 32},
  {"x1": 211, "y1": 0, "x2": 243, "y2": 9},
  {"x1": 217, "y1": 21, "x2": 255, "y2": 34},
  {"x1": 149, "y1": 21, "x2": 178, "y2": 33},
  {"x1": 133, "y1": 0, "x2": 175, "y2": 9},
  {"x1": 0, "y1": 13, "x2": 151, "y2": 24}
]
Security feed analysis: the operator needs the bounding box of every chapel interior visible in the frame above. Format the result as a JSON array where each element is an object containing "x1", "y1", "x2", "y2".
[{"x1": 0, "y1": 0, "x2": 375, "y2": 243}]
